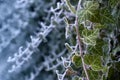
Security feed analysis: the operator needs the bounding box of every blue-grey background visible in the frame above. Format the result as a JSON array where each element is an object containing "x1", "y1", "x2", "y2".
[{"x1": 0, "y1": 0, "x2": 68, "y2": 80}]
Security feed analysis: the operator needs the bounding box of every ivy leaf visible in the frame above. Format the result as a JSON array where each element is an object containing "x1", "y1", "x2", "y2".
[
  {"x1": 87, "y1": 70, "x2": 99, "y2": 80},
  {"x1": 107, "y1": 66, "x2": 120, "y2": 80},
  {"x1": 94, "y1": 23, "x2": 107, "y2": 29},
  {"x1": 81, "y1": 29, "x2": 99, "y2": 46},
  {"x1": 88, "y1": 10, "x2": 100, "y2": 23},
  {"x1": 78, "y1": 24, "x2": 84, "y2": 35},
  {"x1": 109, "y1": 0, "x2": 120, "y2": 8},
  {"x1": 83, "y1": 1, "x2": 99, "y2": 9},
  {"x1": 87, "y1": 38, "x2": 106, "y2": 56},
  {"x1": 78, "y1": 1, "x2": 100, "y2": 23},
  {"x1": 111, "y1": 46, "x2": 120, "y2": 56},
  {"x1": 72, "y1": 54, "x2": 82, "y2": 68},
  {"x1": 65, "y1": 0, "x2": 76, "y2": 14},
  {"x1": 113, "y1": 62, "x2": 120, "y2": 72},
  {"x1": 100, "y1": 8, "x2": 115, "y2": 24},
  {"x1": 110, "y1": 46, "x2": 120, "y2": 61},
  {"x1": 84, "y1": 54, "x2": 103, "y2": 71},
  {"x1": 72, "y1": 76, "x2": 82, "y2": 80}
]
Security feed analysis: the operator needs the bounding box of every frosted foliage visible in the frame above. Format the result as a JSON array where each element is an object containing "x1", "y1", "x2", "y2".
[{"x1": 0, "y1": 0, "x2": 72, "y2": 80}]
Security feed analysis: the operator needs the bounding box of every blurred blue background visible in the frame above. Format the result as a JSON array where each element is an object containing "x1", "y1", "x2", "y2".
[{"x1": 0, "y1": 0, "x2": 67, "y2": 80}]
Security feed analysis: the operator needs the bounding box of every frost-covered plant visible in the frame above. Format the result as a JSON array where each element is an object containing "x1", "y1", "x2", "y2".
[
  {"x1": 56, "y1": 0, "x2": 120, "y2": 80},
  {"x1": 0, "y1": 0, "x2": 68, "y2": 80},
  {"x1": 1, "y1": 0, "x2": 120, "y2": 80}
]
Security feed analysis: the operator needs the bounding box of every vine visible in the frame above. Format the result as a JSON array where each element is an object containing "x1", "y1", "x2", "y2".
[{"x1": 57, "y1": 0, "x2": 120, "y2": 80}]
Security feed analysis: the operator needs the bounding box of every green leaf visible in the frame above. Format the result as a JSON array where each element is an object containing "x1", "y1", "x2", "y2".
[
  {"x1": 69, "y1": 32, "x2": 76, "y2": 45},
  {"x1": 110, "y1": 46, "x2": 120, "y2": 61},
  {"x1": 78, "y1": 24, "x2": 84, "y2": 35},
  {"x1": 72, "y1": 76, "x2": 79, "y2": 80},
  {"x1": 65, "y1": 43, "x2": 73, "y2": 52},
  {"x1": 72, "y1": 76, "x2": 82, "y2": 80},
  {"x1": 87, "y1": 38, "x2": 105, "y2": 56},
  {"x1": 94, "y1": 23, "x2": 107, "y2": 29},
  {"x1": 102, "y1": 66, "x2": 109, "y2": 73},
  {"x1": 91, "y1": 65, "x2": 103, "y2": 71},
  {"x1": 88, "y1": 10, "x2": 101, "y2": 23},
  {"x1": 84, "y1": 54, "x2": 103, "y2": 71},
  {"x1": 111, "y1": 46, "x2": 120, "y2": 56},
  {"x1": 107, "y1": 66, "x2": 120, "y2": 80},
  {"x1": 81, "y1": 29, "x2": 99, "y2": 46},
  {"x1": 65, "y1": 0, "x2": 76, "y2": 14},
  {"x1": 87, "y1": 70, "x2": 99, "y2": 80},
  {"x1": 113, "y1": 62, "x2": 120, "y2": 72},
  {"x1": 78, "y1": 1, "x2": 100, "y2": 23},
  {"x1": 109, "y1": 0, "x2": 120, "y2": 8},
  {"x1": 100, "y1": 8, "x2": 115, "y2": 24},
  {"x1": 72, "y1": 54, "x2": 82, "y2": 68},
  {"x1": 83, "y1": 1, "x2": 99, "y2": 9}
]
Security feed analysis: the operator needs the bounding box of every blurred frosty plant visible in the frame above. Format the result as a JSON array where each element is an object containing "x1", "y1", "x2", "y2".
[{"x1": 3, "y1": 0, "x2": 68, "y2": 80}]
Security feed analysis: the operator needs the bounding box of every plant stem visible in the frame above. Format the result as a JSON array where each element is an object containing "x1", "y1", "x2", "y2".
[{"x1": 75, "y1": 0, "x2": 89, "y2": 80}]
